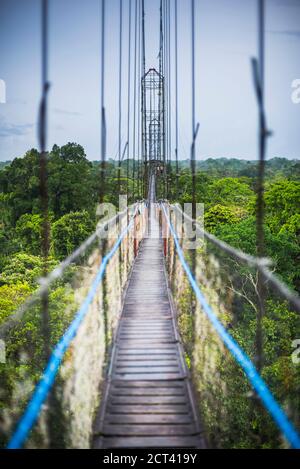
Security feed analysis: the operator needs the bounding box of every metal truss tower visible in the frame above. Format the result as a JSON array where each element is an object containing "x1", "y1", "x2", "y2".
[{"x1": 141, "y1": 68, "x2": 166, "y2": 198}]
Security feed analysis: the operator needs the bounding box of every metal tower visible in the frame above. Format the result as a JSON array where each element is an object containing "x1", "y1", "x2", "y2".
[{"x1": 141, "y1": 68, "x2": 166, "y2": 197}]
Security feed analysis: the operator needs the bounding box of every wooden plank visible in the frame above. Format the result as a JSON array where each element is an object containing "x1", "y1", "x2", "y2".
[
  {"x1": 116, "y1": 354, "x2": 178, "y2": 359},
  {"x1": 124, "y1": 301, "x2": 169, "y2": 305},
  {"x1": 119, "y1": 336, "x2": 174, "y2": 340},
  {"x1": 106, "y1": 404, "x2": 190, "y2": 414},
  {"x1": 109, "y1": 396, "x2": 188, "y2": 405},
  {"x1": 121, "y1": 321, "x2": 171, "y2": 324},
  {"x1": 96, "y1": 436, "x2": 201, "y2": 448},
  {"x1": 115, "y1": 366, "x2": 180, "y2": 373},
  {"x1": 119, "y1": 337, "x2": 174, "y2": 347},
  {"x1": 116, "y1": 358, "x2": 178, "y2": 363},
  {"x1": 120, "y1": 323, "x2": 172, "y2": 327},
  {"x1": 102, "y1": 424, "x2": 197, "y2": 436},
  {"x1": 101, "y1": 414, "x2": 193, "y2": 425},
  {"x1": 122, "y1": 313, "x2": 171, "y2": 317},
  {"x1": 117, "y1": 345, "x2": 178, "y2": 350},
  {"x1": 119, "y1": 333, "x2": 173, "y2": 337},
  {"x1": 120, "y1": 324, "x2": 172, "y2": 328},
  {"x1": 119, "y1": 326, "x2": 173, "y2": 330},
  {"x1": 111, "y1": 380, "x2": 185, "y2": 388},
  {"x1": 122, "y1": 315, "x2": 171, "y2": 319},
  {"x1": 117, "y1": 350, "x2": 177, "y2": 355},
  {"x1": 115, "y1": 365, "x2": 180, "y2": 372},
  {"x1": 119, "y1": 332, "x2": 173, "y2": 336},
  {"x1": 110, "y1": 388, "x2": 185, "y2": 396},
  {"x1": 116, "y1": 359, "x2": 178, "y2": 365},
  {"x1": 112, "y1": 373, "x2": 183, "y2": 381}
]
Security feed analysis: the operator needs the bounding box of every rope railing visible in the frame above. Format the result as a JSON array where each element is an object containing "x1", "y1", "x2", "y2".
[
  {"x1": 4, "y1": 204, "x2": 146, "y2": 449},
  {"x1": 161, "y1": 202, "x2": 300, "y2": 449}
]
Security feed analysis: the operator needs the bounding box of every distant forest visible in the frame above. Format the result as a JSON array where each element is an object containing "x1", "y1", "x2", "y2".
[{"x1": 2, "y1": 155, "x2": 299, "y2": 179}]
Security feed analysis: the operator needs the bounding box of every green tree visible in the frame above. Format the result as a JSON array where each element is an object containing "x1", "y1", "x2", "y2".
[
  {"x1": 208, "y1": 177, "x2": 254, "y2": 208},
  {"x1": 204, "y1": 204, "x2": 240, "y2": 232},
  {"x1": 0, "y1": 149, "x2": 40, "y2": 224},
  {"x1": 51, "y1": 211, "x2": 95, "y2": 259},
  {"x1": 215, "y1": 216, "x2": 300, "y2": 289},
  {"x1": 15, "y1": 214, "x2": 43, "y2": 255},
  {"x1": 265, "y1": 179, "x2": 300, "y2": 232},
  {"x1": 0, "y1": 253, "x2": 56, "y2": 287},
  {"x1": 48, "y1": 143, "x2": 95, "y2": 218},
  {"x1": 0, "y1": 283, "x2": 32, "y2": 323}
]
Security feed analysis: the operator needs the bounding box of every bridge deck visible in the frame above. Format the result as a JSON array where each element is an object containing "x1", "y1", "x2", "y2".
[{"x1": 93, "y1": 215, "x2": 205, "y2": 448}]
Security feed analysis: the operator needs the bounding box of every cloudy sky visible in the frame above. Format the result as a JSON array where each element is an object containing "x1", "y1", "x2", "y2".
[{"x1": 0, "y1": 0, "x2": 299, "y2": 162}]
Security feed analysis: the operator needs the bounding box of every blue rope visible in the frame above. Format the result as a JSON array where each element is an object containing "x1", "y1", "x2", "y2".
[
  {"x1": 7, "y1": 215, "x2": 135, "y2": 449},
  {"x1": 162, "y1": 204, "x2": 300, "y2": 449}
]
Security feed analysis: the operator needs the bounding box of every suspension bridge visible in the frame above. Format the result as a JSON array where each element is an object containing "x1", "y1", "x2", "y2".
[{"x1": 1, "y1": 0, "x2": 300, "y2": 450}]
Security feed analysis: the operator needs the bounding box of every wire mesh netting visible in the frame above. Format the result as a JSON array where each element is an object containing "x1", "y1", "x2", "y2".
[
  {"x1": 163, "y1": 203, "x2": 300, "y2": 449},
  {"x1": 0, "y1": 204, "x2": 147, "y2": 448}
]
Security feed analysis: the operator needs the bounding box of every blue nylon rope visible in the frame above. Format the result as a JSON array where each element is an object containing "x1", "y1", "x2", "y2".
[
  {"x1": 7, "y1": 215, "x2": 135, "y2": 449},
  {"x1": 162, "y1": 204, "x2": 300, "y2": 449}
]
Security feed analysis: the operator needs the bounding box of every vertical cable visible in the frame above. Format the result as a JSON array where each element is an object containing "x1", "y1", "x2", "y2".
[
  {"x1": 255, "y1": 0, "x2": 266, "y2": 371},
  {"x1": 118, "y1": 0, "x2": 123, "y2": 195},
  {"x1": 39, "y1": 0, "x2": 50, "y2": 363},
  {"x1": 167, "y1": 0, "x2": 171, "y2": 199},
  {"x1": 100, "y1": 0, "x2": 106, "y2": 204},
  {"x1": 191, "y1": 0, "x2": 196, "y2": 221},
  {"x1": 39, "y1": 0, "x2": 54, "y2": 447},
  {"x1": 100, "y1": 0, "x2": 109, "y2": 365},
  {"x1": 132, "y1": 0, "x2": 138, "y2": 201},
  {"x1": 159, "y1": 0, "x2": 166, "y2": 199},
  {"x1": 141, "y1": 0, "x2": 147, "y2": 198},
  {"x1": 174, "y1": 0, "x2": 179, "y2": 200},
  {"x1": 127, "y1": 0, "x2": 132, "y2": 201},
  {"x1": 164, "y1": 0, "x2": 168, "y2": 198},
  {"x1": 137, "y1": 0, "x2": 141, "y2": 199}
]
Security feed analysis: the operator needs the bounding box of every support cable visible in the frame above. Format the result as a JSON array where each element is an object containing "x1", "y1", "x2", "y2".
[
  {"x1": 118, "y1": 0, "x2": 123, "y2": 195},
  {"x1": 141, "y1": 0, "x2": 147, "y2": 198},
  {"x1": 137, "y1": 0, "x2": 141, "y2": 199},
  {"x1": 39, "y1": 0, "x2": 51, "y2": 365},
  {"x1": 164, "y1": 0, "x2": 169, "y2": 198},
  {"x1": 175, "y1": 0, "x2": 179, "y2": 200},
  {"x1": 100, "y1": 0, "x2": 106, "y2": 203},
  {"x1": 190, "y1": 0, "x2": 196, "y2": 221},
  {"x1": 252, "y1": 0, "x2": 272, "y2": 371},
  {"x1": 167, "y1": 0, "x2": 171, "y2": 199},
  {"x1": 127, "y1": 0, "x2": 132, "y2": 201},
  {"x1": 132, "y1": 0, "x2": 138, "y2": 201}
]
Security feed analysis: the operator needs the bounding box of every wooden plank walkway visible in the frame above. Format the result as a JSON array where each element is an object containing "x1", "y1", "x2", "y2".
[{"x1": 93, "y1": 211, "x2": 205, "y2": 449}]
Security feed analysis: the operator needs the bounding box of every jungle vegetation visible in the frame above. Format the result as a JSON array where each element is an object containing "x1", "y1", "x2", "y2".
[{"x1": 0, "y1": 143, "x2": 299, "y2": 448}]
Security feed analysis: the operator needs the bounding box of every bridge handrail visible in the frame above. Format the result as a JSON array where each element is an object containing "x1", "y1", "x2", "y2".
[
  {"x1": 170, "y1": 203, "x2": 300, "y2": 313},
  {"x1": 7, "y1": 205, "x2": 141, "y2": 449},
  {"x1": 161, "y1": 202, "x2": 300, "y2": 449}
]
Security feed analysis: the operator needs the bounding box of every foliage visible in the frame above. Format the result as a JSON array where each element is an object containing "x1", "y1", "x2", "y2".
[
  {"x1": 265, "y1": 179, "x2": 300, "y2": 233},
  {"x1": 51, "y1": 211, "x2": 95, "y2": 259},
  {"x1": 0, "y1": 253, "x2": 57, "y2": 287},
  {"x1": 0, "y1": 283, "x2": 32, "y2": 323},
  {"x1": 15, "y1": 214, "x2": 43, "y2": 256},
  {"x1": 204, "y1": 204, "x2": 240, "y2": 232}
]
